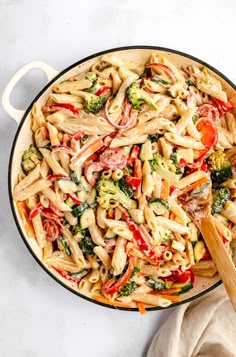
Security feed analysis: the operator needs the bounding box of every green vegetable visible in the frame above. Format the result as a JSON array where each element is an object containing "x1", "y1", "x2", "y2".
[
  {"x1": 70, "y1": 170, "x2": 80, "y2": 184},
  {"x1": 186, "y1": 79, "x2": 195, "y2": 86},
  {"x1": 72, "y1": 203, "x2": 89, "y2": 217},
  {"x1": 192, "y1": 114, "x2": 199, "y2": 123},
  {"x1": 104, "y1": 228, "x2": 117, "y2": 240},
  {"x1": 151, "y1": 153, "x2": 179, "y2": 183},
  {"x1": 61, "y1": 217, "x2": 70, "y2": 226},
  {"x1": 146, "y1": 278, "x2": 166, "y2": 290},
  {"x1": 57, "y1": 237, "x2": 71, "y2": 256},
  {"x1": 80, "y1": 135, "x2": 89, "y2": 145},
  {"x1": 202, "y1": 66, "x2": 209, "y2": 81},
  {"x1": 126, "y1": 82, "x2": 157, "y2": 111},
  {"x1": 128, "y1": 208, "x2": 145, "y2": 224},
  {"x1": 22, "y1": 159, "x2": 36, "y2": 174},
  {"x1": 96, "y1": 178, "x2": 137, "y2": 210},
  {"x1": 80, "y1": 208, "x2": 95, "y2": 229},
  {"x1": 153, "y1": 226, "x2": 172, "y2": 245},
  {"x1": 71, "y1": 225, "x2": 88, "y2": 236},
  {"x1": 148, "y1": 133, "x2": 159, "y2": 143},
  {"x1": 79, "y1": 236, "x2": 97, "y2": 256},
  {"x1": 194, "y1": 240, "x2": 206, "y2": 262},
  {"x1": 84, "y1": 73, "x2": 98, "y2": 94},
  {"x1": 70, "y1": 269, "x2": 91, "y2": 279},
  {"x1": 85, "y1": 72, "x2": 97, "y2": 83},
  {"x1": 21, "y1": 144, "x2": 43, "y2": 174},
  {"x1": 101, "y1": 65, "x2": 112, "y2": 71},
  {"x1": 119, "y1": 264, "x2": 140, "y2": 296},
  {"x1": 125, "y1": 165, "x2": 132, "y2": 175},
  {"x1": 170, "y1": 153, "x2": 184, "y2": 175},
  {"x1": 211, "y1": 187, "x2": 230, "y2": 214},
  {"x1": 83, "y1": 94, "x2": 106, "y2": 114},
  {"x1": 208, "y1": 150, "x2": 232, "y2": 183},
  {"x1": 149, "y1": 198, "x2": 170, "y2": 215},
  {"x1": 167, "y1": 87, "x2": 177, "y2": 98},
  {"x1": 120, "y1": 280, "x2": 137, "y2": 296},
  {"x1": 152, "y1": 75, "x2": 172, "y2": 86},
  {"x1": 173, "y1": 283, "x2": 193, "y2": 295},
  {"x1": 118, "y1": 178, "x2": 133, "y2": 198}
]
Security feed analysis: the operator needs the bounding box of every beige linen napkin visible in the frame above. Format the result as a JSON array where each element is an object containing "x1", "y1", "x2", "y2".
[{"x1": 147, "y1": 285, "x2": 236, "y2": 357}]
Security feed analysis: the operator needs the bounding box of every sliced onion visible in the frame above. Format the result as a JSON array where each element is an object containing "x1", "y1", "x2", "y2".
[
  {"x1": 104, "y1": 97, "x2": 131, "y2": 129},
  {"x1": 51, "y1": 145, "x2": 74, "y2": 155},
  {"x1": 43, "y1": 218, "x2": 61, "y2": 242},
  {"x1": 146, "y1": 63, "x2": 176, "y2": 82}
]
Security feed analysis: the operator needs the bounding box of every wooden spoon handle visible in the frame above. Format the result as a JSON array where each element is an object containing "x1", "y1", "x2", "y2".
[{"x1": 200, "y1": 217, "x2": 236, "y2": 311}]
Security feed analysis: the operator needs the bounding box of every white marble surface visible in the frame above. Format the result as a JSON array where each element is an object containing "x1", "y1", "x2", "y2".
[{"x1": 1, "y1": 0, "x2": 236, "y2": 356}]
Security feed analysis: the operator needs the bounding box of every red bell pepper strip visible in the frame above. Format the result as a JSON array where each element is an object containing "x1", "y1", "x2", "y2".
[
  {"x1": 102, "y1": 256, "x2": 135, "y2": 295},
  {"x1": 125, "y1": 176, "x2": 141, "y2": 190},
  {"x1": 179, "y1": 158, "x2": 187, "y2": 168},
  {"x1": 67, "y1": 193, "x2": 83, "y2": 205},
  {"x1": 84, "y1": 162, "x2": 103, "y2": 186},
  {"x1": 95, "y1": 86, "x2": 110, "y2": 96},
  {"x1": 73, "y1": 130, "x2": 85, "y2": 141},
  {"x1": 172, "y1": 268, "x2": 195, "y2": 283},
  {"x1": 118, "y1": 205, "x2": 164, "y2": 264},
  {"x1": 127, "y1": 145, "x2": 140, "y2": 166},
  {"x1": 29, "y1": 203, "x2": 44, "y2": 219},
  {"x1": 53, "y1": 267, "x2": 81, "y2": 283},
  {"x1": 202, "y1": 250, "x2": 212, "y2": 260},
  {"x1": 211, "y1": 97, "x2": 232, "y2": 113},
  {"x1": 42, "y1": 103, "x2": 79, "y2": 116},
  {"x1": 169, "y1": 186, "x2": 176, "y2": 196},
  {"x1": 195, "y1": 118, "x2": 217, "y2": 163},
  {"x1": 133, "y1": 159, "x2": 142, "y2": 199},
  {"x1": 146, "y1": 63, "x2": 176, "y2": 82}
]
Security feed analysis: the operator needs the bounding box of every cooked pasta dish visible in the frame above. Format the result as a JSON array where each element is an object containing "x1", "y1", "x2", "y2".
[{"x1": 14, "y1": 51, "x2": 236, "y2": 313}]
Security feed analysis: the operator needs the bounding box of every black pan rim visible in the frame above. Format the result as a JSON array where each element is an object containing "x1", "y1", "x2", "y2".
[{"x1": 9, "y1": 44, "x2": 230, "y2": 311}]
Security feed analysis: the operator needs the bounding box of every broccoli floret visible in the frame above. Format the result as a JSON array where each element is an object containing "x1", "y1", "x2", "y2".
[
  {"x1": 84, "y1": 94, "x2": 106, "y2": 114},
  {"x1": 151, "y1": 153, "x2": 179, "y2": 182},
  {"x1": 170, "y1": 153, "x2": 184, "y2": 175},
  {"x1": 21, "y1": 144, "x2": 43, "y2": 174},
  {"x1": 208, "y1": 150, "x2": 232, "y2": 183},
  {"x1": 151, "y1": 153, "x2": 175, "y2": 172},
  {"x1": 120, "y1": 280, "x2": 137, "y2": 296},
  {"x1": 96, "y1": 178, "x2": 137, "y2": 210},
  {"x1": 126, "y1": 82, "x2": 157, "y2": 111},
  {"x1": 79, "y1": 236, "x2": 97, "y2": 256},
  {"x1": 211, "y1": 187, "x2": 230, "y2": 214},
  {"x1": 85, "y1": 72, "x2": 97, "y2": 83},
  {"x1": 84, "y1": 73, "x2": 98, "y2": 94}
]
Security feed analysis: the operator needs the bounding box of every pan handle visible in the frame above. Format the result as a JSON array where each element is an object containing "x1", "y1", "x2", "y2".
[{"x1": 2, "y1": 61, "x2": 59, "y2": 124}]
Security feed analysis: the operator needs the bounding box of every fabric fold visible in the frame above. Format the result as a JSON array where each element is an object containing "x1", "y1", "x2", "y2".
[{"x1": 147, "y1": 286, "x2": 236, "y2": 357}]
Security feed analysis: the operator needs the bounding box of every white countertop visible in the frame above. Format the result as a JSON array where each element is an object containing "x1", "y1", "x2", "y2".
[{"x1": 1, "y1": 0, "x2": 236, "y2": 356}]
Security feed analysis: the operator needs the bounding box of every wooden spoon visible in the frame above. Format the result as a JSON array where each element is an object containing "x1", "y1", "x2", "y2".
[{"x1": 179, "y1": 178, "x2": 236, "y2": 311}]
